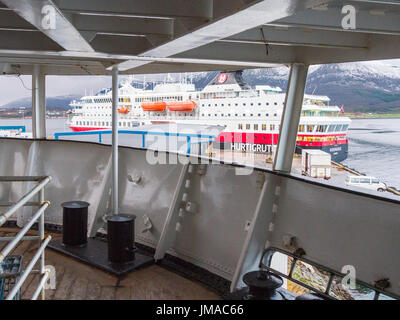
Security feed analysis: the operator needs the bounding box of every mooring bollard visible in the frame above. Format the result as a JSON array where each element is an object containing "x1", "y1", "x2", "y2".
[
  {"x1": 61, "y1": 201, "x2": 89, "y2": 247},
  {"x1": 107, "y1": 214, "x2": 136, "y2": 264}
]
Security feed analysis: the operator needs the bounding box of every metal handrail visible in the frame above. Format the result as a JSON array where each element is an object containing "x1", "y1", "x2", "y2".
[
  {"x1": 0, "y1": 176, "x2": 51, "y2": 227},
  {"x1": 54, "y1": 129, "x2": 217, "y2": 154},
  {"x1": 0, "y1": 176, "x2": 52, "y2": 300}
]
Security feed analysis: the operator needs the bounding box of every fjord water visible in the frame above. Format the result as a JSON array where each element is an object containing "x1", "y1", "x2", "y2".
[
  {"x1": 342, "y1": 118, "x2": 400, "y2": 189},
  {"x1": 1, "y1": 118, "x2": 400, "y2": 189}
]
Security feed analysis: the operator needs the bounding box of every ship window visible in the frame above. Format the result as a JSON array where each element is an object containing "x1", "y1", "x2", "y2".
[
  {"x1": 246, "y1": 124, "x2": 250, "y2": 130},
  {"x1": 238, "y1": 124, "x2": 243, "y2": 130},
  {"x1": 250, "y1": 103, "x2": 253, "y2": 106},
  {"x1": 262, "y1": 124, "x2": 266, "y2": 131},
  {"x1": 254, "y1": 124, "x2": 258, "y2": 130},
  {"x1": 274, "y1": 113, "x2": 277, "y2": 117},
  {"x1": 258, "y1": 103, "x2": 261, "y2": 106},
  {"x1": 299, "y1": 125, "x2": 305, "y2": 132},
  {"x1": 316, "y1": 125, "x2": 328, "y2": 133},
  {"x1": 208, "y1": 114, "x2": 211, "y2": 116},
  {"x1": 250, "y1": 114, "x2": 253, "y2": 116},
  {"x1": 342, "y1": 124, "x2": 349, "y2": 131},
  {"x1": 274, "y1": 102, "x2": 277, "y2": 105},
  {"x1": 235, "y1": 114, "x2": 238, "y2": 116},
  {"x1": 258, "y1": 114, "x2": 261, "y2": 116},
  {"x1": 266, "y1": 103, "x2": 269, "y2": 106},
  {"x1": 215, "y1": 114, "x2": 218, "y2": 116},
  {"x1": 243, "y1": 113, "x2": 246, "y2": 116},
  {"x1": 307, "y1": 125, "x2": 314, "y2": 132},
  {"x1": 335, "y1": 124, "x2": 343, "y2": 131},
  {"x1": 221, "y1": 104, "x2": 224, "y2": 106},
  {"x1": 243, "y1": 103, "x2": 246, "y2": 106},
  {"x1": 270, "y1": 124, "x2": 275, "y2": 131},
  {"x1": 215, "y1": 104, "x2": 217, "y2": 106},
  {"x1": 235, "y1": 103, "x2": 238, "y2": 106},
  {"x1": 266, "y1": 113, "x2": 269, "y2": 116}
]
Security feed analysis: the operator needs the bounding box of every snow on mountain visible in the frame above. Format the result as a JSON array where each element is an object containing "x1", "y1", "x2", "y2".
[
  {"x1": 236, "y1": 61, "x2": 400, "y2": 113},
  {"x1": 2, "y1": 61, "x2": 400, "y2": 113}
]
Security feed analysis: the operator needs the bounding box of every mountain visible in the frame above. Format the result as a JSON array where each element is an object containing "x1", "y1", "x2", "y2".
[
  {"x1": 2, "y1": 62, "x2": 400, "y2": 113},
  {"x1": 1, "y1": 94, "x2": 81, "y2": 110},
  {"x1": 190, "y1": 62, "x2": 400, "y2": 113}
]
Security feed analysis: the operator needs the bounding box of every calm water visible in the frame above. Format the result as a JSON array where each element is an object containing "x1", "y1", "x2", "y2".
[
  {"x1": 1, "y1": 117, "x2": 400, "y2": 188},
  {"x1": 343, "y1": 118, "x2": 400, "y2": 189}
]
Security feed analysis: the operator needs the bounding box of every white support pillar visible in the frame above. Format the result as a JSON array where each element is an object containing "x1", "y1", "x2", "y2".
[
  {"x1": 111, "y1": 67, "x2": 119, "y2": 215},
  {"x1": 32, "y1": 65, "x2": 46, "y2": 139},
  {"x1": 273, "y1": 63, "x2": 308, "y2": 173}
]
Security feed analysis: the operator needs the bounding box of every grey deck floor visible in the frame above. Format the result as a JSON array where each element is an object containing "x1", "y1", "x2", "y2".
[{"x1": 0, "y1": 228, "x2": 220, "y2": 300}]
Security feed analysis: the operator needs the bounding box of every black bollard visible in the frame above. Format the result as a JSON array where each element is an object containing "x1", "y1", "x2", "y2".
[
  {"x1": 61, "y1": 201, "x2": 89, "y2": 246},
  {"x1": 107, "y1": 214, "x2": 136, "y2": 264},
  {"x1": 242, "y1": 270, "x2": 284, "y2": 300}
]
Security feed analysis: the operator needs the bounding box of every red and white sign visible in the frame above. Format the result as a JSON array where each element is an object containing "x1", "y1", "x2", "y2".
[{"x1": 217, "y1": 73, "x2": 227, "y2": 84}]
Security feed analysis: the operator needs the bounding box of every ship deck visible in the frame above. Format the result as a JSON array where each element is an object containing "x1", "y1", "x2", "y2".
[{"x1": 0, "y1": 227, "x2": 219, "y2": 300}]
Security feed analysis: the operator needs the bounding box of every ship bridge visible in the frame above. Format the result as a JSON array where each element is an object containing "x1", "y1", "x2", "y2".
[{"x1": 0, "y1": 0, "x2": 400, "y2": 300}]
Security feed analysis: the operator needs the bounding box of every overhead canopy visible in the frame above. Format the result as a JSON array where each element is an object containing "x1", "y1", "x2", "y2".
[{"x1": 0, "y1": 0, "x2": 399, "y2": 75}]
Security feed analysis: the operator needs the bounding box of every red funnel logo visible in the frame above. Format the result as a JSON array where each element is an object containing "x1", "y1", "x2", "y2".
[{"x1": 217, "y1": 73, "x2": 227, "y2": 84}]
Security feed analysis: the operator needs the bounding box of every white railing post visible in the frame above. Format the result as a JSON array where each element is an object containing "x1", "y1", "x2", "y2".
[
  {"x1": 39, "y1": 187, "x2": 45, "y2": 300},
  {"x1": 32, "y1": 65, "x2": 46, "y2": 139},
  {"x1": 273, "y1": 63, "x2": 309, "y2": 173},
  {"x1": 0, "y1": 176, "x2": 51, "y2": 300},
  {"x1": 112, "y1": 66, "x2": 119, "y2": 215}
]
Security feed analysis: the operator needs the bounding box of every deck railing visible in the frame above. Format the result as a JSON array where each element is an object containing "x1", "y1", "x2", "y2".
[
  {"x1": 0, "y1": 176, "x2": 52, "y2": 300},
  {"x1": 54, "y1": 129, "x2": 216, "y2": 154}
]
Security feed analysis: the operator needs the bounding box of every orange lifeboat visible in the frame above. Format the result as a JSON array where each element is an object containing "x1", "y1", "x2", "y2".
[
  {"x1": 167, "y1": 100, "x2": 196, "y2": 112},
  {"x1": 118, "y1": 106, "x2": 131, "y2": 114},
  {"x1": 141, "y1": 101, "x2": 167, "y2": 112}
]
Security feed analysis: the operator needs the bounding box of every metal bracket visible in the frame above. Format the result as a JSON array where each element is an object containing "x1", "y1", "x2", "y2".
[
  {"x1": 230, "y1": 174, "x2": 282, "y2": 292},
  {"x1": 89, "y1": 154, "x2": 112, "y2": 237},
  {"x1": 141, "y1": 214, "x2": 153, "y2": 233},
  {"x1": 154, "y1": 163, "x2": 199, "y2": 261}
]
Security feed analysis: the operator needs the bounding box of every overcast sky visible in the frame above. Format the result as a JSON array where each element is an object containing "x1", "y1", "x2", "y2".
[{"x1": 1, "y1": 59, "x2": 399, "y2": 106}]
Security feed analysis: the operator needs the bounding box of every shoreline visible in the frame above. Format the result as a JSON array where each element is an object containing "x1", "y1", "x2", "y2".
[{"x1": 346, "y1": 113, "x2": 400, "y2": 119}]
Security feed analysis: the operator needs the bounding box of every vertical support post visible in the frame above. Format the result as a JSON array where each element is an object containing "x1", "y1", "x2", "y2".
[
  {"x1": 154, "y1": 164, "x2": 190, "y2": 261},
  {"x1": 32, "y1": 65, "x2": 46, "y2": 139},
  {"x1": 273, "y1": 63, "x2": 308, "y2": 173},
  {"x1": 112, "y1": 67, "x2": 119, "y2": 215},
  {"x1": 39, "y1": 187, "x2": 45, "y2": 300}
]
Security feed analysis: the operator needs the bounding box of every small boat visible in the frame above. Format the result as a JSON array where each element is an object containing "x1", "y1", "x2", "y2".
[
  {"x1": 118, "y1": 106, "x2": 131, "y2": 114},
  {"x1": 167, "y1": 100, "x2": 196, "y2": 112},
  {"x1": 141, "y1": 101, "x2": 167, "y2": 111}
]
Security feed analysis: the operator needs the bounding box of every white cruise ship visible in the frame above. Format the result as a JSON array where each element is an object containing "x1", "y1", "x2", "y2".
[{"x1": 68, "y1": 71, "x2": 351, "y2": 162}]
